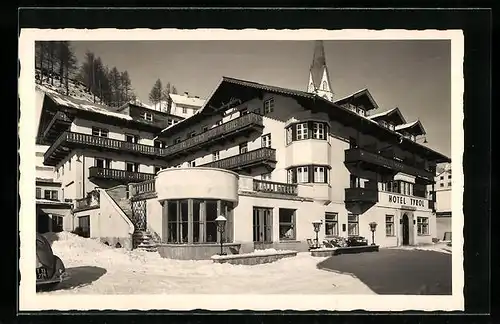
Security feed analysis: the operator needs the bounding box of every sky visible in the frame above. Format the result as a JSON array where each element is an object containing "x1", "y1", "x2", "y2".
[{"x1": 70, "y1": 40, "x2": 451, "y2": 157}]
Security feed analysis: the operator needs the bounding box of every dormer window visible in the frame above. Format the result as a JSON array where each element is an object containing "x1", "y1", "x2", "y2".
[
  {"x1": 263, "y1": 98, "x2": 274, "y2": 114},
  {"x1": 143, "y1": 112, "x2": 153, "y2": 122}
]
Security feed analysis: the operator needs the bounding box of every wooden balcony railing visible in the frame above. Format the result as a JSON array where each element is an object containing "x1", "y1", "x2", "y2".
[
  {"x1": 132, "y1": 179, "x2": 156, "y2": 196},
  {"x1": 253, "y1": 179, "x2": 298, "y2": 196},
  {"x1": 163, "y1": 113, "x2": 264, "y2": 159},
  {"x1": 89, "y1": 167, "x2": 155, "y2": 183},
  {"x1": 344, "y1": 148, "x2": 434, "y2": 181},
  {"x1": 44, "y1": 131, "x2": 166, "y2": 166},
  {"x1": 345, "y1": 187, "x2": 379, "y2": 203},
  {"x1": 200, "y1": 147, "x2": 276, "y2": 171}
]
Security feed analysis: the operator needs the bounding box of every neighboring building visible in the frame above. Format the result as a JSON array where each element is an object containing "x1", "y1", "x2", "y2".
[
  {"x1": 35, "y1": 40, "x2": 450, "y2": 255},
  {"x1": 134, "y1": 92, "x2": 205, "y2": 118},
  {"x1": 432, "y1": 163, "x2": 452, "y2": 241}
]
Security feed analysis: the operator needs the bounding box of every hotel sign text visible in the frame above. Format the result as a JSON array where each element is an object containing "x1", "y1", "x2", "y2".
[{"x1": 388, "y1": 194, "x2": 425, "y2": 208}]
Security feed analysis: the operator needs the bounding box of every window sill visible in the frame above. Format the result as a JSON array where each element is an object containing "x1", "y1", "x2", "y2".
[
  {"x1": 385, "y1": 235, "x2": 396, "y2": 237},
  {"x1": 278, "y1": 239, "x2": 299, "y2": 243},
  {"x1": 417, "y1": 234, "x2": 431, "y2": 237}
]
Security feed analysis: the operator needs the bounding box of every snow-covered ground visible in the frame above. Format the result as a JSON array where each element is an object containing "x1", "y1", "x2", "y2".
[
  {"x1": 389, "y1": 242, "x2": 452, "y2": 254},
  {"x1": 39, "y1": 232, "x2": 375, "y2": 295}
]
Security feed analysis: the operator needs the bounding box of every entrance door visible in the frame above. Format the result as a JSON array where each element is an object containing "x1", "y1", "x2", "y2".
[
  {"x1": 402, "y1": 213, "x2": 410, "y2": 245},
  {"x1": 253, "y1": 207, "x2": 273, "y2": 249},
  {"x1": 37, "y1": 212, "x2": 50, "y2": 233}
]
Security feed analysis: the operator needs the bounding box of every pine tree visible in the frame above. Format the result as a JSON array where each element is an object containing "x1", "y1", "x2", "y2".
[
  {"x1": 108, "y1": 67, "x2": 122, "y2": 107},
  {"x1": 171, "y1": 85, "x2": 178, "y2": 95},
  {"x1": 78, "y1": 50, "x2": 96, "y2": 95},
  {"x1": 120, "y1": 71, "x2": 133, "y2": 104},
  {"x1": 148, "y1": 79, "x2": 163, "y2": 110}
]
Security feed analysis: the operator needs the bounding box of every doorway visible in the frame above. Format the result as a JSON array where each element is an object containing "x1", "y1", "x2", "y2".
[
  {"x1": 402, "y1": 213, "x2": 410, "y2": 245},
  {"x1": 253, "y1": 207, "x2": 273, "y2": 249}
]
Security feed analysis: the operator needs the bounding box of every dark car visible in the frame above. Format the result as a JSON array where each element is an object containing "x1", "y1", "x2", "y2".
[
  {"x1": 36, "y1": 233, "x2": 69, "y2": 291},
  {"x1": 346, "y1": 235, "x2": 369, "y2": 247}
]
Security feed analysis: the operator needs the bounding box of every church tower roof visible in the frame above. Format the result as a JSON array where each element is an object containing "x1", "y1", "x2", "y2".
[{"x1": 309, "y1": 40, "x2": 332, "y2": 91}]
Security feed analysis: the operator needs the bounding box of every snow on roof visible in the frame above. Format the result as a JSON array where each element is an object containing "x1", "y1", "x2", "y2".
[
  {"x1": 395, "y1": 120, "x2": 420, "y2": 131},
  {"x1": 368, "y1": 107, "x2": 398, "y2": 119},
  {"x1": 169, "y1": 93, "x2": 206, "y2": 107},
  {"x1": 36, "y1": 199, "x2": 72, "y2": 206},
  {"x1": 37, "y1": 84, "x2": 133, "y2": 121},
  {"x1": 334, "y1": 88, "x2": 369, "y2": 103}
]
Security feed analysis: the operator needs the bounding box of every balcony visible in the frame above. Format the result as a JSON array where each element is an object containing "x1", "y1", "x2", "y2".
[
  {"x1": 344, "y1": 148, "x2": 434, "y2": 181},
  {"x1": 253, "y1": 179, "x2": 298, "y2": 196},
  {"x1": 44, "y1": 131, "x2": 166, "y2": 166},
  {"x1": 41, "y1": 111, "x2": 73, "y2": 144},
  {"x1": 162, "y1": 113, "x2": 264, "y2": 161},
  {"x1": 345, "y1": 187, "x2": 379, "y2": 203},
  {"x1": 89, "y1": 167, "x2": 155, "y2": 183},
  {"x1": 200, "y1": 147, "x2": 276, "y2": 173}
]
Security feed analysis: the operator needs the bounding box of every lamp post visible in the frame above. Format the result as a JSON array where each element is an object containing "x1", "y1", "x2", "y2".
[
  {"x1": 215, "y1": 215, "x2": 227, "y2": 256},
  {"x1": 312, "y1": 220, "x2": 322, "y2": 248},
  {"x1": 369, "y1": 222, "x2": 378, "y2": 246}
]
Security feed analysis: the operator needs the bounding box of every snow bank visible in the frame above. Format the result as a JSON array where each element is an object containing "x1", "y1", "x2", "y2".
[{"x1": 38, "y1": 231, "x2": 375, "y2": 295}]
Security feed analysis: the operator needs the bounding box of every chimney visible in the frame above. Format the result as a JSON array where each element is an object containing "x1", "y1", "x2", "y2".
[
  {"x1": 184, "y1": 91, "x2": 189, "y2": 97},
  {"x1": 194, "y1": 96, "x2": 200, "y2": 99}
]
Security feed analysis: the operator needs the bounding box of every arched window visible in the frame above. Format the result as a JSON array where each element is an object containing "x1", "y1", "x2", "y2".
[{"x1": 322, "y1": 81, "x2": 328, "y2": 90}]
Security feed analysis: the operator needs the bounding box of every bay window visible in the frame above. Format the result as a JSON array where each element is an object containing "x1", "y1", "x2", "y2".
[
  {"x1": 296, "y1": 123, "x2": 308, "y2": 140},
  {"x1": 297, "y1": 166, "x2": 309, "y2": 183},
  {"x1": 285, "y1": 121, "x2": 329, "y2": 143},
  {"x1": 287, "y1": 165, "x2": 330, "y2": 184},
  {"x1": 312, "y1": 122, "x2": 325, "y2": 139}
]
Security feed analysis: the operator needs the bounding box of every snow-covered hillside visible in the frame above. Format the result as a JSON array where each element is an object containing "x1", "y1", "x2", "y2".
[{"x1": 38, "y1": 232, "x2": 374, "y2": 295}]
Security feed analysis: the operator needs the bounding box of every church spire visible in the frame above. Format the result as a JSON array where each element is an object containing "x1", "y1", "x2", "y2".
[{"x1": 307, "y1": 40, "x2": 334, "y2": 101}]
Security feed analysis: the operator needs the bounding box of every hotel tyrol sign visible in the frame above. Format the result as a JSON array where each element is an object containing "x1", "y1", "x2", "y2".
[{"x1": 387, "y1": 194, "x2": 426, "y2": 208}]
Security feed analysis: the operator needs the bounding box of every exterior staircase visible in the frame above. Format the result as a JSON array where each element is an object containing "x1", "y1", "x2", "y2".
[{"x1": 106, "y1": 186, "x2": 158, "y2": 252}]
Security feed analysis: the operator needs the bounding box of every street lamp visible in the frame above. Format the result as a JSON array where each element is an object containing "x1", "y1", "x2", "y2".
[
  {"x1": 369, "y1": 222, "x2": 378, "y2": 246},
  {"x1": 312, "y1": 220, "x2": 322, "y2": 248},
  {"x1": 215, "y1": 215, "x2": 227, "y2": 256}
]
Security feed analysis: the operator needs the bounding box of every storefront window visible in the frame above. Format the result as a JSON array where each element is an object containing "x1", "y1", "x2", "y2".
[
  {"x1": 385, "y1": 215, "x2": 395, "y2": 236},
  {"x1": 347, "y1": 214, "x2": 359, "y2": 236},
  {"x1": 417, "y1": 217, "x2": 429, "y2": 235},
  {"x1": 279, "y1": 208, "x2": 296, "y2": 240},
  {"x1": 325, "y1": 212, "x2": 338, "y2": 236}
]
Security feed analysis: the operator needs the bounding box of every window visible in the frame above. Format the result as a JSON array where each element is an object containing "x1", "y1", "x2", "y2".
[
  {"x1": 167, "y1": 119, "x2": 174, "y2": 126},
  {"x1": 44, "y1": 190, "x2": 58, "y2": 201},
  {"x1": 182, "y1": 107, "x2": 187, "y2": 114},
  {"x1": 143, "y1": 112, "x2": 153, "y2": 121},
  {"x1": 261, "y1": 134, "x2": 271, "y2": 148},
  {"x1": 440, "y1": 183, "x2": 444, "y2": 187},
  {"x1": 154, "y1": 166, "x2": 162, "y2": 174},
  {"x1": 125, "y1": 134, "x2": 139, "y2": 143},
  {"x1": 174, "y1": 137, "x2": 181, "y2": 144},
  {"x1": 36, "y1": 187, "x2": 42, "y2": 199},
  {"x1": 189, "y1": 131, "x2": 196, "y2": 138},
  {"x1": 126, "y1": 162, "x2": 139, "y2": 172},
  {"x1": 52, "y1": 215, "x2": 64, "y2": 232},
  {"x1": 287, "y1": 169, "x2": 294, "y2": 184},
  {"x1": 385, "y1": 215, "x2": 395, "y2": 236},
  {"x1": 448, "y1": 174, "x2": 452, "y2": 179},
  {"x1": 154, "y1": 140, "x2": 165, "y2": 148},
  {"x1": 312, "y1": 122, "x2": 325, "y2": 140},
  {"x1": 68, "y1": 159, "x2": 71, "y2": 171},
  {"x1": 440, "y1": 176, "x2": 444, "y2": 180},
  {"x1": 240, "y1": 108, "x2": 248, "y2": 116},
  {"x1": 263, "y1": 98, "x2": 274, "y2": 114},
  {"x1": 322, "y1": 81, "x2": 327, "y2": 90},
  {"x1": 325, "y1": 212, "x2": 338, "y2": 237},
  {"x1": 347, "y1": 214, "x2": 359, "y2": 236},
  {"x1": 261, "y1": 173, "x2": 272, "y2": 181},
  {"x1": 296, "y1": 123, "x2": 308, "y2": 140},
  {"x1": 215, "y1": 119, "x2": 223, "y2": 126},
  {"x1": 202, "y1": 125, "x2": 209, "y2": 132},
  {"x1": 279, "y1": 208, "x2": 296, "y2": 240},
  {"x1": 212, "y1": 151, "x2": 220, "y2": 161},
  {"x1": 417, "y1": 217, "x2": 429, "y2": 235},
  {"x1": 314, "y1": 166, "x2": 326, "y2": 183},
  {"x1": 188, "y1": 160, "x2": 196, "y2": 167},
  {"x1": 239, "y1": 142, "x2": 248, "y2": 154},
  {"x1": 297, "y1": 166, "x2": 309, "y2": 183},
  {"x1": 92, "y1": 127, "x2": 108, "y2": 137},
  {"x1": 448, "y1": 182, "x2": 452, "y2": 187}
]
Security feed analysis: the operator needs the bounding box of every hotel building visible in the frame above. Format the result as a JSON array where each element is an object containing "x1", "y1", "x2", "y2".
[{"x1": 35, "y1": 41, "x2": 450, "y2": 257}]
